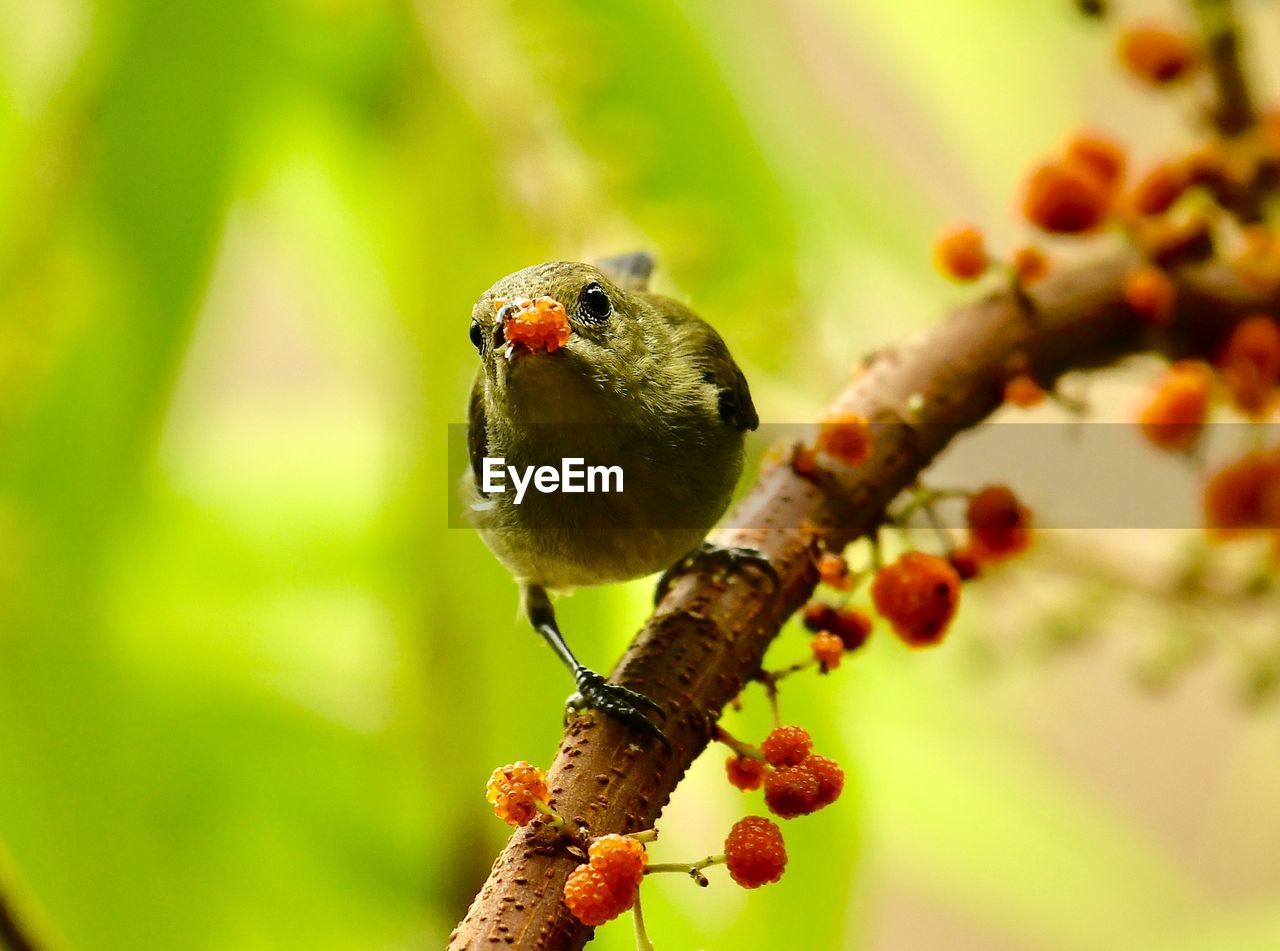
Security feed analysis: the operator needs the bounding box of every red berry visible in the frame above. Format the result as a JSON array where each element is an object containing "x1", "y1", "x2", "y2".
[
  {"x1": 725, "y1": 754, "x2": 767, "y2": 792},
  {"x1": 1138, "y1": 360, "x2": 1212, "y2": 452},
  {"x1": 947, "y1": 547, "x2": 982, "y2": 581},
  {"x1": 1012, "y1": 245, "x2": 1050, "y2": 286},
  {"x1": 933, "y1": 223, "x2": 988, "y2": 282},
  {"x1": 805, "y1": 754, "x2": 845, "y2": 809},
  {"x1": 1065, "y1": 130, "x2": 1126, "y2": 192},
  {"x1": 587, "y1": 834, "x2": 648, "y2": 887},
  {"x1": 802, "y1": 604, "x2": 873, "y2": 650},
  {"x1": 1123, "y1": 265, "x2": 1177, "y2": 327},
  {"x1": 1220, "y1": 315, "x2": 1280, "y2": 418},
  {"x1": 801, "y1": 603, "x2": 840, "y2": 633},
  {"x1": 965, "y1": 484, "x2": 1032, "y2": 562},
  {"x1": 1129, "y1": 161, "x2": 1189, "y2": 216},
  {"x1": 1022, "y1": 158, "x2": 1110, "y2": 234},
  {"x1": 563, "y1": 862, "x2": 635, "y2": 926},
  {"x1": 724, "y1": 817, "x2": 788, "y2": 888},
  {"x1": 764, "y1": 764, "x2": 821, "y2": 819},
  {"x1": 761, "y1": 726, "x2": 813, "y2": 767},
  {"x1": 816, "y1": 412, "x2": 873, "y2": 467},
  {"x1": 486, "y1": 762, "x2": 550, "y2": 827},
  {"x1": 810, "y1": 632, "x2": 844, "y2": 670},
  {"x1": 1203, "y1": 450, "x2": 1280, "y2": 536},
  {"x1": 1004, "y1": 373, "x2": 1045, "y2": 408},
  {"x1": 871, "y1": 551, "x2": 962, "y2": 647},
  {"x1": 1118, "y1": 23, "x2": 1198, "y2": 85},
  {"x1": 816, "y1": 552, "x2": 854, "y2": 590}
]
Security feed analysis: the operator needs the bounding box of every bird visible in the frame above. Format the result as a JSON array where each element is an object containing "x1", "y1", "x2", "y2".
[{"x1": 462, "y1": 253, "x2": 766, "y2": 743}]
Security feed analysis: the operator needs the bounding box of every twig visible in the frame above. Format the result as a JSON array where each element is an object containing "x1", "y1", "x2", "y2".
[
  {"x1": 1190, "y1": 0, "x2": 1255, "y2": 136},
  {"x1": 448, "y1": 252, "x2": 1279, "y2": 950}
]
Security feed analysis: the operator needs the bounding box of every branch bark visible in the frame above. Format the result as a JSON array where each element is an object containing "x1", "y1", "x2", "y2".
[{"x1": 448, "y1": 252, "x2": 1279, "y2": 950}]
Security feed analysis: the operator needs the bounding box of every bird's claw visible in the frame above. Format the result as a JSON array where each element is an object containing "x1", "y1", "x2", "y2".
[
  {"x1": 567, "y1": 669, "x2": 670, "y2": 751},
  {"x1": 654, "y1": 540, "x2": 778, "y2": 605}
]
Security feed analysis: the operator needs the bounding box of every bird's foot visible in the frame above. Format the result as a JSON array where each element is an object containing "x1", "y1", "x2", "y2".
[
  {"x1": 566, "y1": 668, "x2": 669, "y2": 750},
  {"x1": 654, "y1": 540, "x2": 777, "y2": 605}
]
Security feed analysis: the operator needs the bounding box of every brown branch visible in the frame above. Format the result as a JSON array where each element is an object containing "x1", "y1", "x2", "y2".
[
  {"x1": 448, "y1": 251, "x2": 1278, "y2": 950},
  {"x1": 1191, "y1": 0, "x2": 1256, "y2": 136}
]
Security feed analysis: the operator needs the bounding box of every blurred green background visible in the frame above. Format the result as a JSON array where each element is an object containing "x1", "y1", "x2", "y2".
[{"x1": 3, "y1": 0, "x2": 1280, "y2": 948}]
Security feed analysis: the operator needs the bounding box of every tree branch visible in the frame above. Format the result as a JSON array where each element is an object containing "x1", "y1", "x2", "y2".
[{"x1": 448, "y1": 251, "x2": 1278, "y2": 949}]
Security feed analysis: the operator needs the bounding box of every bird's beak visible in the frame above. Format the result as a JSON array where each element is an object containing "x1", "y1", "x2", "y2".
[{"x1": 494, "y1": 297, "x2": 571, "y2": 361}]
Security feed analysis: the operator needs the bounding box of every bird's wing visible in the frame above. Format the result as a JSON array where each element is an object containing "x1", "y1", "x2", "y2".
[
  {"x1": 594, "y1": 251, "x2": 655, "y2": 292},
  {"x1": 654, "y1": 295, "x2": 759, "y2": 432},
  {"x1": 467, "y1": 371, "x2": 489, "y2": 492}
]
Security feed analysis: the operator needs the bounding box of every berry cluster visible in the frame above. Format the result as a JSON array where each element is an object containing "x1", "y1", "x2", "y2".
[
  {"x1": 721, "y1": 725, "x2": 845, "y2": 821},
  {"x1": 563, "y1": 834, "x2": 648, "y2": 927}
]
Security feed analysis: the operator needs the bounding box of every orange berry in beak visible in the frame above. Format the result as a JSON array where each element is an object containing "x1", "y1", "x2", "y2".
[{"x1": 500, "y1": 297, "x2": 572, "y2": 354}]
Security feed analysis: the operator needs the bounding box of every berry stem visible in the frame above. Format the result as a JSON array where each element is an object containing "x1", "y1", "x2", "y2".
[
  {"x1": 645, "y1": 854, "x2": 726, "y2": 886},
  {"x1": 625, "y1": 828, "x2": 660, "y2": 844},
  {"x1": 712, "y1": 726, "x2": 764, "y2": 761},
  {"x1": 631, "y1": 891, "x2": 656, "y2": 951},
  {"x1": 531, "y1": 798, "x2": 568, "y2": 832}
]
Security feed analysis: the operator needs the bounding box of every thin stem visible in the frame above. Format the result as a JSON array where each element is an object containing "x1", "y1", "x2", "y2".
[
  {"x1": 712, "y1": 726, "x2": 763, "y2": 761},
  {"x1": 632, "y1": 891, "x2": 656, "y2": 951},
  {"x1": 646, "y1": 854, "x2": 725, "y2": 887},
  {"x1": 532, "y1": 798, "x2": 568, "y2": 832},
  {"x1": 1189, "y1": 0, "x2": 1255, "y2": 136}
]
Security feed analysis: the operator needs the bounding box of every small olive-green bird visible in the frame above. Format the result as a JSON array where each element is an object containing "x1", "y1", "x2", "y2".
[{"x1": 463, "y1": 253, "x2": 764, "y2": 742}]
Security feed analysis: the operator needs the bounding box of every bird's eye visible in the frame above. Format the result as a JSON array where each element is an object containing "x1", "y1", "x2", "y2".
[
  {"x1": 578, "y1": 282, "x2": 611, "y2": 322},
  {"x1": 469, "y1": 319, "x2": 484, "y2": 353}
]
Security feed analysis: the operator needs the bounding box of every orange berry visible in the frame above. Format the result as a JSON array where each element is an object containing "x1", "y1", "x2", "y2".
[
  {"x1": 1123, "y1": 265, "x2": 1177, "y2": 327},
  {"x1": 486, "y1": 762, "x2": 550, "y2": 827},
  {"x1": 810, "y1": 631, "x2": 845, "y2": 670},
  {"x1": 1004, "y1": 373, "x2": 1046, "y2": 408},
  {"x1": 588, "y1": 834, "x2": 648, "y2": 886},
  {"x1": 1235, "y1": 227, "x2": 1280, "y2": 293},
  {"x1": 817, "y1": 411, "x2": 873, "y2": 467},
  {"x1": 816, "y1": 551, "x2": 854, "y2": 590},
  {"x1": 761, "y1": 726, "x2": 813, "y2": 768},
  {"x1": 871, "y1": 551, "x2": 962, "y2": 647},
  {"x1": 1012, "y1": 245, "x2": 1051, "y2": 285},
  {"x1": 764, "y1": 764, "x2": 821, "y2": 819},
  {"x1": 501, "y1": 297, "x2": 572, "y2": 353},
  {"x1": 831, "y1": 607, "x2": 873, "y2": 650},
  {"x1": 934, "y1": 223, "x2": 989, "y2": 281},
  {"x1": 1203, "y1": 451, "x2": 1280, "y2": 536},
  {"x1": 1065, "y1": 130, "x2": 1126, "y2": 192},
  {"x1": 1118, "y1": 23, "x2": 1197, "y2": 85},
  {"x1": 805, "y1": 754, "x2": 845, "y2": 809},
  {"x1": 724, "y1": 817, "x2": 787, "y2": 888},
  {"x1": 1220, "y1": 316, "x2": 1280, "y2": 417},
  {"x1": 1129, "y1": 161, "x2": 1189, "y2": 216},
  {"x1": 725, "y1": 754, "x2": 767, "y2": 792},
  {"x1": 965, "y1": 484, "x2": 1032, "y2": 562},
  {"x1": 1022, "y1": 159, "x2": 1111, "y2": 234},
  {"x1": 1138, "y1": 361, "x2": 1213, "y2": 451},
  {"x1": 563, "y1": 862, "x2": 635, "y2": 926}
]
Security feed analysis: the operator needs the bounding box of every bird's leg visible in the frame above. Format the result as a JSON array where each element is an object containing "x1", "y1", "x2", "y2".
[
  {"x1": 521, "y1": 584, "x2": 668, "y2": 747},
  {"x1": 654, "y1": 540, "x2": 777, "y2": 606}
]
